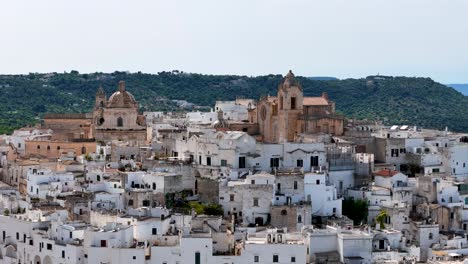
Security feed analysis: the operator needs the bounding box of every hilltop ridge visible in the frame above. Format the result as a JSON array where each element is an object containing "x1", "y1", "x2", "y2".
[{"x1": 0, "y1": 71, "x2": 467, "y2": 134}]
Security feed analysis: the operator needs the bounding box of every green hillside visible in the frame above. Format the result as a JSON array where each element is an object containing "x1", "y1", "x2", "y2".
[{"x1": 0, "y1": 71, "x2": 467, "y2": 134}]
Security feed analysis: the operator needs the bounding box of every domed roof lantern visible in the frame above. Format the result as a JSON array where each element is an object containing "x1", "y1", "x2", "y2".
[
  {"x1": 118, "y1": 81, "x2": 126, "y2": 92},
  {"x1": 107, "y1": 80, "x2": 137, "y2": 108}
]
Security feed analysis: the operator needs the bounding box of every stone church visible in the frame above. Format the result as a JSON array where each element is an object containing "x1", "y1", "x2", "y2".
[
  {"x1": 43, "y1": 81, "x2": 148, "y2": 143},
  {"x1": 92, "y1": 81, "x2": 147, "y2": 142},
  {"x1": 255, "y1": 70, "x2": 344, "y2": 143}
]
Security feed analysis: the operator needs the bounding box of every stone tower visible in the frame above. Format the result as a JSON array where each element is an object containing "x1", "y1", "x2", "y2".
[
  {"x1": 95, "y1": 85, "x2": 107, "y2": 109},
  {"x1": 277, "y1": 70, "x2": 303, "y2": 142}
]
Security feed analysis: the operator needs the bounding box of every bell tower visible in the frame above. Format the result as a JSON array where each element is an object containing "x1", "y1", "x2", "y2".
[
  {"x1": 95, "y1": 85, "x2": 107, "y2": 109},
  {"x1": 277, "y1": 70, "x2": 303, "y2": 142}
]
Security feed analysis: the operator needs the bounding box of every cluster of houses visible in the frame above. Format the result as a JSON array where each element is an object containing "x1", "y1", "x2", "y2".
[{"x1": 0, "y1": 72, "x2": 467, "y2": 263}]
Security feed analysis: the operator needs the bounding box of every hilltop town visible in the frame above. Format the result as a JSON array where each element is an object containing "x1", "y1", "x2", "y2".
[{"x1": 0, "y1": 71, "x2": 467, "y2": 264}]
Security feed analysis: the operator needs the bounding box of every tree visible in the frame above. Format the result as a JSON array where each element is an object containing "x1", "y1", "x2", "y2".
[
  {"x1": 342, "y1": 198, "x2": 369, "y2": 225},
  {"x1": 376, "y1": 210, "x2": 389, "y2": 230},
  {"x1": 203, "y1": 204, "x2": 224, "y2": 216}
]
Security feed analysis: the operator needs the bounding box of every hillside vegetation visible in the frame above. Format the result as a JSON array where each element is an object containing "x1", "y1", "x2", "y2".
[{"x1": 0, "y1": 71, "x2": 467, "y2": 134}]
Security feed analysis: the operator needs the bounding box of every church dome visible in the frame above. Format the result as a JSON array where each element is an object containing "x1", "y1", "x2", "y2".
[{"x1": 107, "y1": 81, "x2": 138, "y2": 108}]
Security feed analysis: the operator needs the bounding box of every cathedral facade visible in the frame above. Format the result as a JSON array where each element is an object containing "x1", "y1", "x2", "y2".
[
  {"x1": 256, "y1": 71, "x2": 344, "y2": 143},
  {"x1": 92, "y1": 81, "x2": 148, "y2": 142},
  {"x1": 42, "y1": 81, "x2": 148, "y2": 144}
]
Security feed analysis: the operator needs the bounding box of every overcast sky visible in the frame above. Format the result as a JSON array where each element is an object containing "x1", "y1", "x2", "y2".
[{"x1": 1, "y1": 0, "x2": 468, "y2": 83}]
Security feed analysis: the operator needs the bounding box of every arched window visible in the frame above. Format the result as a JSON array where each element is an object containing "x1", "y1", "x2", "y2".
[
  {"x1": 81, "y1": 147, "x2": 86, "y2": 154},
  {"x1": 117, "y1": 117, "x2": 123, "y2": 127},
  {"x1": 152, "y1": 183, "x2": 156, "y2": 190},
  {"x1": 47, "y1": 145, "x2": 50, "y2": 151},
  {"x1": 128, "y1": 199, "x2": 134, "y2": 206},
  {"x1": 57, "y1": 146, "x2": 61, "y2": 150},
  {"x1": 298, "y1": 215, "x2": 302, "y2": 223},
  {"x1": 37, "y1": 145, "x2": 40, "y2": 150}
]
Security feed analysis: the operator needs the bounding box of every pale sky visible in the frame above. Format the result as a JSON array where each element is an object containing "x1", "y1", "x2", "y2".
[{"x1": 1, "y1": 0, "x2": 468, "y2": 83}]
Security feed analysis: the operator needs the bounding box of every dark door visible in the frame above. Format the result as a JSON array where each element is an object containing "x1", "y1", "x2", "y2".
[
  {"x1": 239, "y1": 157, "x2": 246, "y2": 168},
  {"x1": 379, "y1": 239, "x2": 385, "y2": 249}
]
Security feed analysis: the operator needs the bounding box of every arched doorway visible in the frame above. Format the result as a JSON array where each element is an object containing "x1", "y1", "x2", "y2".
[
  {"x1": 5, "y1": 244, "x2": 17, "y2": 259},
  {"x1": 34, "y1": 255, "x2": 41, "y2": 264}
]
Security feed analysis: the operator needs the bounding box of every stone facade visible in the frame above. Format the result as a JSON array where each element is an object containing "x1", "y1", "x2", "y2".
[
  {"x1": 256, "y1": 71, "x2": 344, "y2": 143},
  {"x1": 42, "y1": 81, "x2": 148, "y2": 144},
  {"x1": 43, "y1": 113, "x2": 94, "y2": 140},
  {"x1": 24, "y1": 139, "x2": 97, "y2": 159},
  {"x1": 93, "y1": 81, "x2": 148, "y2": 142},
  {"x1": 271, "y1": 204, "x2": 312, "y2": 231}
]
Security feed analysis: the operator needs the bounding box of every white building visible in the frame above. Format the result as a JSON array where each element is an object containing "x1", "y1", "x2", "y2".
[
  {"x1": 26, "y1": 169, "x2": 75, "y2": 199},
  {"x1": 304, "y1": 172, "x2": 342, "y2": 217}
]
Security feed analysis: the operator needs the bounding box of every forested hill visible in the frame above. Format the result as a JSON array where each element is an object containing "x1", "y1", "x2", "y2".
[{"x1": 0, "y1": 71, "x2": 467, "y2": 134}]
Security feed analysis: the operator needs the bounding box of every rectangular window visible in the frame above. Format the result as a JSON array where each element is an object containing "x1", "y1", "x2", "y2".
[
  {"x1": 254, "y1": 256, "x2": 259, "y2": 262},
  {"x1": 294, "y1": 181, "x2": 298, "y2": 190},
  {"x1": 291, "y1": 97, "x2": 296, "y2": 110},
  {"x1": 62, "y1": 250, "x2": 65, "y2": 258},
  {"x1": 291, "y1": 256, "x2": 296, "y2": 262},
  {"x1": 199, "y1": 156, "x2": 202, "y2": 164},
  {"x1": 253, "y1": 198, "x2": 259, "y2": 207},
  {"x1": 152, "y1": 228, "x2": 157, "y2": 235},
  {"x1": 296, "y1": 159, "x2": 303, "y2": 167},
  {"x1": 251, "y1": 180, "x2": 255, "y2": 184},
  {"x1": 230, "y1": 194, "x2": 235, "y2": 202},
  {"x1": 206, "y1": 157, "x2": 211, "y2": 166},
  {"x1": 270, "y1": 157, "x2": 280, "y2": 168},
  {"x1": 221, "y1": 159, "x2": 227, "y2": 166},
  {"x1": 311, "y1": 156, "x2": 319, "y2": 167},
  {"x1": 47, "y1": 243, "x2": 52, "y2": 250},
  {"x1": 273, "y1": 254, "x2": 279, "y2": 262}
]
